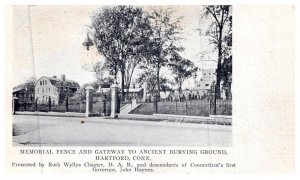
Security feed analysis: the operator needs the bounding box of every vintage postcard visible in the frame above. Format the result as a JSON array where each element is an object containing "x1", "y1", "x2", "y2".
[{"x1": 4, "y1": 4, "x2": 295, "y2": 174}]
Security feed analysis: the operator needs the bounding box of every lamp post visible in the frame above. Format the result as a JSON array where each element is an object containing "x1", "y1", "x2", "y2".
[{"x1": 82, "y1": 32, "x2": 119, "y2": 118}]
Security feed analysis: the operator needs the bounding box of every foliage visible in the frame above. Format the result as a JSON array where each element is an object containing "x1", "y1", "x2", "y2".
[
  {"x1": 168, "y1": 51, "x2": 198, "y2": 92},
  {"x1": 91, "y1": 6, "x2": 152, "y2": 97},
  {"x1": 201, "y1": 5, "x2": 232, "y2": 96},
  {"x1": 136, "y1": 69, "x2": 173, "y2": 95},
  {"x1": 13, "y1": 77, "x2": 36, "y2": 93},
  {"x1": 139, "y1": 7, "x2": 184, "y2": 97}
]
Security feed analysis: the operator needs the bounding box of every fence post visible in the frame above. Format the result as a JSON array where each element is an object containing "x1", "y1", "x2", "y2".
[
  {"x1": 65, "y1": 96, "x2": 69, "y2": 112},
  {"x1": 35, "y1": 98, "x2": 38, "y2": 111},
  {"x1": 80, "y1": 102, "x2": 82, "y2": 113},
  {"x1": 12, "y1": 97, "x2": 18, "y2": 114},
  {"x1": 175, "y1": 100, "x2": 178, "y2": 114},
  {"x1": 48, "y1": 97, "x2": 51, "y2": 111},
  {"x1": 210, "y1": 81, "x2": 217, "y2": 115},
  {"x1": 103, "y1": 95, "x2": 107, "y2": 116},
  {"x1": 154, "y1": 95, "x2": 158, "y2": 114},
  {"x1": 185, "y1": 100, "x2": 188, "y2": 115}
]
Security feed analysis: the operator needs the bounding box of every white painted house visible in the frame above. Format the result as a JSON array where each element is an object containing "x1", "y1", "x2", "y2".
[{"x1": 35, "y1": 75, "x2": 80, "y2": 105}]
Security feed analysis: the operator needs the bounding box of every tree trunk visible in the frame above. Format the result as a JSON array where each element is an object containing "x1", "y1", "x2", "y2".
[
  {"x1": 179, "y1": 80, "x2": 182, "y2": 93},
  {"x1": 154, "y1": 62, "x2": 161, "y2": 114},
  {"x1": 156, "y1": 63, "x2": 160, "y2": 100},
  {"x1": 216, "y1": 26, "x2": 223, "y2": 99},
  {"x1": 121, "y1": 69, "x2": 125, "y2": 101},
  {"x1": 114, "y1": 62, "x2": 118, "y2": 84}
]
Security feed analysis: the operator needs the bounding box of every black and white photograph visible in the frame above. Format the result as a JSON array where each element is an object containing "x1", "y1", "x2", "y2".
[
  {"x1": 3, "y1": 1, "x2": 297, "y2": 175},
  {"x1": 11, "y1": 5, "x2": 229, "y2": 146}
]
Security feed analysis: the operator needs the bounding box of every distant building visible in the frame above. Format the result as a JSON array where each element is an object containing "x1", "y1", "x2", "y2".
[
  {"x1": 35, "y1": 75, "x2": 80, "y2": 105},
  {"x1": 195, "y1": 68, "x2": 216, "y2": 90},
  {"x1": 13, "y1": 87, "x2": 35, "y2": 104},
  {"x1": 184, "y1": 68, "x2": 216, "y2": 98}
]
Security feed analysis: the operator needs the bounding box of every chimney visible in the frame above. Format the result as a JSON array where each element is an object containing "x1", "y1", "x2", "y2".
[{"x1": 61, "y1": 74, "x2": 66, "y2": 81}]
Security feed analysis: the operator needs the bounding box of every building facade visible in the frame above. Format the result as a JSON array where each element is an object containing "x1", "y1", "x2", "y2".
[
  {"x1": 13, "y1": 87, "x2": 35, "y2": 104},
  {"x1": 35, "y1": 75, "x2": 80, "y2": 105},
  {"x1": 195, "y1": 68, "x2": 216, "y2": 91}
]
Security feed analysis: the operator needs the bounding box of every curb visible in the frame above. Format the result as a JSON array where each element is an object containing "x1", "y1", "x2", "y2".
[{"x1": 15, "y1": 111, "x2": 86, "y2": 118}]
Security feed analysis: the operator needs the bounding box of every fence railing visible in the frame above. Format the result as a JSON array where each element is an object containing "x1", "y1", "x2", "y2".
[
  {"x1": 15, "y1": 98, "x2": 112, "y2": 116},
  {"x1": 14, "y1": 91, "x2": 231, "y2": 117},
  {"x1": 129, "y1": 98, "x2": 232, "y2": 116}
]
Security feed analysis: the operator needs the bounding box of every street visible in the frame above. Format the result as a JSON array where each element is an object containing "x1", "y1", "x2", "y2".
[{"x1": 13, "y1": 115, "x2": 232, "y2": 146}]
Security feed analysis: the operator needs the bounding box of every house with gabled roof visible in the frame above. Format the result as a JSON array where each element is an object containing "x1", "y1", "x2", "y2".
[{"x1": 35, "y1": 74, "x2": 80, "y2": 105}]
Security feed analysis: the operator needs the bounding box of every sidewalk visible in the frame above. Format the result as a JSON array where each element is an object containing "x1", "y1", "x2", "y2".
[
  {"x1": 14, "y1": 111, "x2": 232, "y2": 125},
  {"x1": 15, "y1": 111, "x2": 86, "y2": 117},
  {"x1": 119, "y1": 113, "x2": 232, "y2": 125}
]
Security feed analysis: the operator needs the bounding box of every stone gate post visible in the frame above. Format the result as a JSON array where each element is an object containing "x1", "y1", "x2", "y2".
[
  {"x1": 110, "y1": 84, "x2": 119, "y2": 118},
  {"x1": 12, "y1": 96, "x2": 18, "y2": 115},
  {"x1": 85, "y1": 86, "x2": 94, "y2": 117}
]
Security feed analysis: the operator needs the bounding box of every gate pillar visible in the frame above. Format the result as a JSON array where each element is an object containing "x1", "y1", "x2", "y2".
[
  {"x1": 85, "y1": 86, "x2": 94, "y2": 117},
  {"x1": 110, "y1": 84, "x2": 119, "y2": 118}
]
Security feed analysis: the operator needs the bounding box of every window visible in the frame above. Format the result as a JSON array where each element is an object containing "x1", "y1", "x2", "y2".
[
  {"x1": 38, "y1": 88, "x2": 39, "y2": 93},
  {"x1": 40, "y1": 81, "x2": 42, "y2": 85},
  {"x1": 205, "y1": 84, "x2": 209, "y2": 86},
  {"x1": 42, "y1": 88, "x2": 44, "y2": 93},
  {"x1": 45, "y1": 81, "x2": 47, "y2": 85},
  {"x1": 49, "y1": 88, "x2": 50, "y2": 93}
]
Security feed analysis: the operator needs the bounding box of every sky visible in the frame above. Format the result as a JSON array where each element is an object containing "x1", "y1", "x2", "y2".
[{"x1": 10, "y1": 5, "x2": 217, "y2": 88}]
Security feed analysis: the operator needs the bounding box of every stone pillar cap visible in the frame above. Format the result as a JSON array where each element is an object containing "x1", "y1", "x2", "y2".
[
  {"x1": 110, "y1": 84, "x2": 119, "y2": 88},
  {"x1": 85, "y1": 85, "x2": 94, "y2": 90}
]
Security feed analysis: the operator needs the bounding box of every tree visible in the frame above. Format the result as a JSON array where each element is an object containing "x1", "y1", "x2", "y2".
[
  {"x1": 136, "y1": 69, "x2": 174, "y2": 96},
  {"x1": 56, "y1": 81, "x2": 79, "y2": 104},
  {"x1": 14, "y1": 77, "x2": 36, "y2": 93},
  {"x1": 142, "y1": 7, "x2": 184, "y2": 99},
  {"x1": 90, "y1": 5, "x2": 152, "y2": 99},
  {"x1": 91, "y1": 76, "x2": 114, "y2": 90},
  {"x1": 13, "y1": 77, "x2": 36, "y2": 103},
  {"x1": 201, "y1": 5, "x2": 232, "y2": 98},
  {"x1": 168, "y1": 52, "x2": 198, "y2": 92}
]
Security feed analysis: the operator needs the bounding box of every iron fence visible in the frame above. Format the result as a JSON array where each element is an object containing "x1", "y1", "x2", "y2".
[{"x1": 129, "y1": 98, "x2": 231, "y2": 116}]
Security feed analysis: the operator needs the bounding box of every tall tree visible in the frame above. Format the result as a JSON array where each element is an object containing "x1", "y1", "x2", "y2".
[
  {"x1": 14, "y1": 77, "x2": 36, "y2": 93},
  {"x1": 168, "y1": 52, "x2": 198, "y2": 92},
  {"x1": 201, "y1": 5, "x2": 232, "y2": 98},
  {"x1": 142, "y1": 7, "x2": 184, "y2": 100},
  {"x1": 90, "y1": 6, "x2": 152, "y2": 99}
]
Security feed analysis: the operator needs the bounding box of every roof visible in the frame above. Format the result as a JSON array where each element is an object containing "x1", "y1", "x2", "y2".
[
  {"x1": 13, "y1": 87, "x2": 26, "y2": 93},
  {"x1": 36, "y1": 76, "x2": 80, "y2": 89}
]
